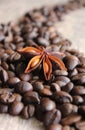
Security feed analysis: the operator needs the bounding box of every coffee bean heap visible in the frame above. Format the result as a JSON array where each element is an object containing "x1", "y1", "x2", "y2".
[{"x1": 0, "y1": 0, "x2": 85, "y2": 130}]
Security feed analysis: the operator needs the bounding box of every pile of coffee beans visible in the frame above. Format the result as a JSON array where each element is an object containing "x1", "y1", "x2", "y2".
[{"x1": 0, "y1": 0, "x2": 85, "y2": 130}]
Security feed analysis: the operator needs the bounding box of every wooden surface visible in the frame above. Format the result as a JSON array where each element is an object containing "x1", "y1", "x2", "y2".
[{"x1": 0, "y1": 0, "x2": 85, "y2": 130}]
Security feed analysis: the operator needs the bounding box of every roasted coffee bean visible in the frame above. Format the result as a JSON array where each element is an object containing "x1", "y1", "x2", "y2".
[
  {"x1": 47, "y1": 124, "x2": 62, "y2": 130},
  {"x1": 0, "y1": 104, "x2": 8, "y2": 113},
  {"x1": 0, "y1": 93, "x2": 15, "y2": 104},
  {"x1": 19, "y1": 73, "x2": 32, "y2": 81},
  {"x1": 7, "y1": 71, "x2": 15, "y2": 78},
  {"x1": 0, "y1": 88, "x2": 13, "y2": 95},
  {"x1": 61, "y1": 114, "x2": 82, "y2": 125},
  {"x1": 75, "y1": 120, "x2": 85, "y2": 130},
  {"x1": 7, "y1": 77, "x2": 20, "y2": 87},
  {"x1": 59, "y1": 103, "x2": 73, "y2": 117},
  {"x1": 40, "y1": 98, "x2": 56, "y2": 112},
  {"x1": 54, "y1": 76, "x2": 70, "y2": 84},
  {"x1": 33, "y1": 81, "x2": 44, "y2": 92},
  {"x1": 64, "y1": 55, "x2": 79, "y2": 70},
  {"x1": 23, "y1": 91, "x2": 40, "y2": 104},
  {"x1": 71, "y1": 86, "x2": 85, "y2": 95},
  {"x1": 0, "y1": 69, "x2": 8, "y2": 82},
  {"x1": 44, "y1": 109, "x2": 61, "y2": 127},
  {"x1": 53, "y1": 91, "x2": 72, "y2": 103},
  {"x1": 8, "y1": 52, "x2": 21, "y2": 61},
  {"x1": 62, "y1": 82, "x2": 74, "y2": 93},
  {"x1": 71, "y1": 74, "x2": 85, "y2": 84},
  {"x1": 39, "y1": 88, "x2": 52, "y2": 96},
  {"x1": 1, "y1": 61, "x2": 9, "y2": 70},
  {"x1": 51, "y1": 83, "x2": 61, "y2": 92},
  {"x1": 73, "y1": 96, "x2": 84, "y2": 105},
  {"x1": 21, "y1": 104, "x2": 35, "y2": 119},
  {"x1": 55, "y1": 80, "x2": 66, "y2": 87},
  {"x1": 15, "y1": 81, "x2": 33, "y2": 94},
  {"x1": 9, "y1": 101, "x2": 24, "y2": 116},
  {"x1": 53, "y1": 70, "x2": 68, "y2": 76}
]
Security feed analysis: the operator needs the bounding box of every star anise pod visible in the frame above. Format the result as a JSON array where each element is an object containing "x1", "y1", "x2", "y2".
[{"x1": 18, "y1": 46, "x2": 67, "y2": 80}]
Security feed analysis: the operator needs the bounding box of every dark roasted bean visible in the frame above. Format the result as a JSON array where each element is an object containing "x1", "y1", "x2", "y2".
[
  {"x1": 23, "y1": 91, "x2": 40, "y2": 104},
  {"x1": 51, "y1": 83, "x2": 61, "y2": 92},
  {"x1": 64, "y1": 55, "x2": 79, "y2": 70},
  {"x1": 39, "y1": 88, "x2": 52, "y2": 96},
  {"x1": 75, "y1": 121, "x2": 85, "y2": 130},
  {"x1": 71, "y1": 74, "x2": 85, "y2": 84},
  {"x1": 54, "y1": 76, "x2": 70, "y2": 84},
  {"x1": 61, "y1": 114, "x2": 81, "y2": 125},
  {"x1": 62, "y1": 82, "x2": 74, "y2": 93},
  {"x1": 0, "y1": 69, "x2": 8, "y2": 82},
  {"x1": 33, "y1": 81, "x2": 44, "y2": 92},
  {"x1": 9, "y1": 101, "x2": 24, "y2": 116},
  {"x1": 44, "y1": 109, "x2": 61, "y2": 126},
  {"x1": 40, "y1": 98, "x2": 56, "y2": 112},
  {"x1": 71, "y1": 86, "x2": 85, "y2": 95},
  {"x1": 53, "y1": 70, "x2": 68, "y2": 76},
  {"x1": 7, "y1": 77, "x2": 20, "y2": 87},
  {"x1": 53, "y1": 91, "x2": 72, "y2": 103},
  {"x1": 73, "y1": 96, "x2": 84, "y2": 105},
  {"x1": 15, "y1": 81, "x2": 33, "y2": 94}
]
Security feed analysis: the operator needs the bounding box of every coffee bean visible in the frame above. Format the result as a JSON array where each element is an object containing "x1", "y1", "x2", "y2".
[
  {"x1": 21, "y1": 104, "x2": 35, "y2": 119},
  {"x1": 7, "y1": 77, "x2": 20, "y2": 87},
  {"x1": 53, "y1": 91, "x2": 72, "y2": 103},
  {"x1": 72, "y1": 74, "x2": 85, "y2": 84},
  {"x1": 0, "y1": 69, "x2": 8, "y2": 82},
  {"x1": 53, "y1": 70, "x2": 68, "y2": 76},
  {"x1": 71, "y1": 86, "x2": 85, "y2": 95},
  {"x1": 51, "y1": 83, "x2": 61, "y2": 92},
  {"x1": 0, "y1": 104, "x2": 8, "y2": 113},
  {"x1": 44, "y1": 109, "x2": 61, "y2": 126},
  {"x1": 54, "y1": 76, "x2": 70, "y2": 84},
  {"x1": 7, "y1": 71, "x2": 15, "y2": 78},
  {"x1": 33, "y1": 81, "x2": 44, "y2": 92},
  {"x1": 73, "y1": 96, "x2": 84, "y2": 105},
  {"x1": 62, "y1": 82, "x2": 74, "y2": 93},
  {"x1": 75, "y1": 121, "x2": 85, "y2": 130},
  {"x1": 23, "y1": 91, "x2": 40, "y2": 104},
  {"x1": 55, "y1": 80, "x2": 66, "y2": 87},
  {"x1": 19, "y1": 73, "x2": 32, "y2": 81},
  {"x1": 59, "y1": 103, "x2": 73, "y2": 117},
  {"x1": 47, "y1": 124, "x2": 62, "y2": 130},
  {"x1": 39, "y1": 88, "x2": 52, "y2": 96},
  {"x1": 15, "y1": 81, "x2": 33, "y2": 94},
  {"x1": 9, "y1": 101, "x2": 24, "y2": 116},
  {"x1": 61, "y1": 114, "x2": 82, "y2": 125},
  {"x1": 40, "y1": 98, "x2": 56, "y2": 112},
  {"x1": 0, "y1": 93, "x2": 15, "y2": 104},
  {"x1": 64, "y1": 55, "x2": 79, "y2": 70}
]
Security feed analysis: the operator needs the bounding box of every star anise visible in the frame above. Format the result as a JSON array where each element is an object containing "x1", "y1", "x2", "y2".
[{"x1": 18, "y1": 46, "x2": 67, "y2": 80}]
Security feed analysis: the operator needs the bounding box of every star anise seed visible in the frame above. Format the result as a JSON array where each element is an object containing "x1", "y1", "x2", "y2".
[{"x1": 18, "y1": 46, "x2": 67, "y2": 80}]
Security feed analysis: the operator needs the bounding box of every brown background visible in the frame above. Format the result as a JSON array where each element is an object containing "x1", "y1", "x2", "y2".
[{"x1": 0, "y1": 0, "x2": 85, "y2": 130}]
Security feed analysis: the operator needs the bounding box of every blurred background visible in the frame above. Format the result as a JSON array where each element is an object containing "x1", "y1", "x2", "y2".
[{"x1": 0, "y1": 0, "x2": 69, "y2": 23}]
